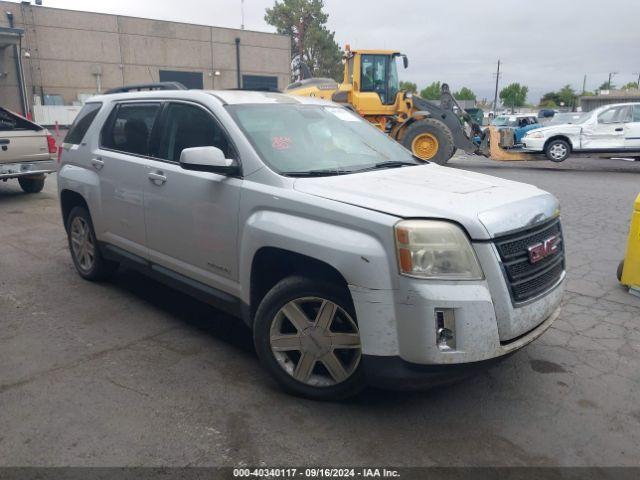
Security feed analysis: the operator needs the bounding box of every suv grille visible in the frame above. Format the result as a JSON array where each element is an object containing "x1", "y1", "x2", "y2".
[{"x1": 494, "y1": 218, "x2": 565, "y2": 304}]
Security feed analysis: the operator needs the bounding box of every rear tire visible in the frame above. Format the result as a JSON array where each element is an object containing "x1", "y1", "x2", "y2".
[
  {"x1": 402, "y1": 118, "x2": 455, "y2": 165},
  {"x1": 253, "y1": 276, "x2": 366, "y2": 400},
  {"x1": 18, "y1": 175, "x2": 45, "y2": 193},
  {"x1": 545, "y1": 139, "x2": 570, "y2": 162},
  {"x1": 66, "y1": 206, "x2": 118, "y2": 281}
]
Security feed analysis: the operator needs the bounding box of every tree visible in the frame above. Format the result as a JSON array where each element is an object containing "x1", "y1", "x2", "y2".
[
  {"x1": 265, "y1": 0, "x2": 342, "y2": 81},
  {"x1": 598, "y1": 81, "x2": 615, "y2": 91},
  {"x1": 499, "y1": 83, "x2": 528, "y2": 111},
  {"x1": 420, "y1": 81, "x2": 442, "y2": 100},
  {"x1": 399, "y1": 81, "x2": 417, "y2": 93},
  {"x1": 622, "y1": 81, "x2": 640, "y2": 90},
  {"x1": 454, "y1": 87, "x2": 476, "y2": 101},
  {"x1": 557, "y1": 84, "x2": 578, "y2": 108},
  {"x1": 539, "y1": 92, "x2": 559, "y2": 108}
]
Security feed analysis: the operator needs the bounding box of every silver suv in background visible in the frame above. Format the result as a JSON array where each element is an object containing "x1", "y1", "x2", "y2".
[
  {"x1": 58, "y1": 89, "x2": 565, "y2": 400},
  {"x1": 0, "y1": 107, "x2": 57, "y2": 193}
]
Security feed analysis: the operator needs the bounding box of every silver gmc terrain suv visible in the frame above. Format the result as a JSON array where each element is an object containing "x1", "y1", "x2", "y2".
[{"x1": 58, "y1": 89, "x2": 565, "y2": 400}]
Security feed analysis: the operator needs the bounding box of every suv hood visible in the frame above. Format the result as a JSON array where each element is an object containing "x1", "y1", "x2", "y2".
[{"x1": 294, "y1": 164, "x2": 559, "y2": 240}]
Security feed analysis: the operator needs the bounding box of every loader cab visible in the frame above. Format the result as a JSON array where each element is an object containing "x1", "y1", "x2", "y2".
[{"x1": 345, "y1": 47, "x2": 408, "y2": 113}]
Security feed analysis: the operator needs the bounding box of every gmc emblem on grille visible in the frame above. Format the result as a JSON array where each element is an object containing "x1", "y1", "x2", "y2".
[{"x1": 527, "y1": 235, "x2": 560, "y2": 264}]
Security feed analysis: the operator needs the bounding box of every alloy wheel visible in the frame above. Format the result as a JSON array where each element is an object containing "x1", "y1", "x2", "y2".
[
  {"x1": 549, "y1": 143, "x2": 568, "y2": 160},
  {"x1": 269, "y1": 297, "x2": 361, "y2": 387},
  {"x1": 70, "y1": 216, "x2": 96, "y2": 273}
]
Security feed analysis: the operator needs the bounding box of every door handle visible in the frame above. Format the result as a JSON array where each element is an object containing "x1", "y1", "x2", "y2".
[
  {"x1": 91, "y1": 158, "x2": 104, "y2": 170},
  {"x1": 148, "y1": 171, "x2": 167, "y2": 185},
  {"x1": 615, "y1": 127, "x2": 624, "y2": 132}
]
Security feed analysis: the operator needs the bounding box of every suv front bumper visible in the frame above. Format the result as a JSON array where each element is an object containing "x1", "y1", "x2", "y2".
[
  {"x1": 361, "y1": 305, "x2": 560, "y2": 389},
  {"x1": 0, "y1": 160, "x2": 56, "y2": 180}
]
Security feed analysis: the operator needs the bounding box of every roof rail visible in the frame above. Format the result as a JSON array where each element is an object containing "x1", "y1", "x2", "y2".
[
  {"x1": 228, "y1": 87, "x2": 282, "y2": 93},
  {"x1": 104, "y1": 82, "x2": 188, "y2": 94}
]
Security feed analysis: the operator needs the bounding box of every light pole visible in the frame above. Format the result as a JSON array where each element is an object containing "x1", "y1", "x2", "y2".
[{"x1": 607, "y1": 72, "x2": 618, "y2": 90}]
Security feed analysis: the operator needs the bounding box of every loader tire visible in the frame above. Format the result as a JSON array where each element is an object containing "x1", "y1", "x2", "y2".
[{"x1": 402, "y1": 118, "x2": 455, "y2": 165}]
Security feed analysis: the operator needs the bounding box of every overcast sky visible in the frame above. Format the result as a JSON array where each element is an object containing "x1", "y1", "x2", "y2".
[{"x1": 16, "y1": 0, "x2": 640, "y2": 103}]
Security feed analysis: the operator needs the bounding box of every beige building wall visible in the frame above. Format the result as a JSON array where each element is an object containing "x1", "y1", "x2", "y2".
[{"x1": 0, "y1": 1, "x2": 290, "y2": 113}]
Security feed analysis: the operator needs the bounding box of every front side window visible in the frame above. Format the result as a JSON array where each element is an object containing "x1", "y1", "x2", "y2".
[
  {"x1": 156, "y1": 103, "x2": 232, "y2": 162},
  {"x1": 101, "y1": 103, "x2": 161, "y2": 156},
  {"x1": 227, "y1": 104, "x2": 418, "y2": 175}
]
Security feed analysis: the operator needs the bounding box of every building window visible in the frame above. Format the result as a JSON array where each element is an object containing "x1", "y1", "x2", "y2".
[
  {"x1": 242, "y1": 75, "x2": 278, "y2": 91},
  {"x1": 159, "y1": 70, "x2": 204, "y2": 90}
]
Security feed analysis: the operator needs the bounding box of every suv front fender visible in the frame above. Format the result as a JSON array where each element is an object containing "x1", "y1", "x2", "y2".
[{"x1": 239, "y1": 210, "x2": 395, "y2": 306}]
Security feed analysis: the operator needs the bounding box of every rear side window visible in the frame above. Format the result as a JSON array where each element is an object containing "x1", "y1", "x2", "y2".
[
  {"x1": 65, "y1": 103, "x2": 102, "y2": 144},
  {"x1": 634, "y1": 105, "x2": 640, "y2": 123},
  {"x1": 101, "y1": 103, "x2": 161, "y2": 156}
]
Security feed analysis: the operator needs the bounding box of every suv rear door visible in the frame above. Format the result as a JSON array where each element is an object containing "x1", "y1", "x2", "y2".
[
  {"x1": 0, "y1": 108, "x2": 49, "y2": 165},
  {"x1": 143, "y1": 101, "x2": 242, "y2": 289},
  {"x1": 96, "y1": 102, "x2": 162, "y2": 258}
]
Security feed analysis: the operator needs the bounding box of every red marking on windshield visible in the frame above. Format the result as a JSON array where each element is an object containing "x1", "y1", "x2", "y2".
[{"x1": 272, "y1": 136, "x2": 292, "y2": 150}]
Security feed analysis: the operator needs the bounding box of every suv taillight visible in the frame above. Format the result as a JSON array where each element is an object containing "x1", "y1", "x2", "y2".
[{"x1": 47, "y1": 134, "x2": 58, "y2": 155}]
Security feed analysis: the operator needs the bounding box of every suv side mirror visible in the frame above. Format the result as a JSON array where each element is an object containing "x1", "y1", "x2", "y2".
[{"x1": 179, "y1": 146, "x2": 239, "y2": 175}]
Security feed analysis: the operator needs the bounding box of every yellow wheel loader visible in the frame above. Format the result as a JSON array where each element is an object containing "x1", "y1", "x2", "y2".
[{"x1": 285, "y1": 46, "x2": 483, "y2": 165}]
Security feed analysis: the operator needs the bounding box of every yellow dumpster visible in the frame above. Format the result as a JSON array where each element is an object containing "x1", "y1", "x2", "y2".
[{"x1": 619, "y1": 193, "x2": 640, "y2": 290}]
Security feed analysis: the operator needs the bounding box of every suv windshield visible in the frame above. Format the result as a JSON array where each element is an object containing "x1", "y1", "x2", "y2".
[{"x1": 227, "y1": 104, "x2": 418, "y2": 176}]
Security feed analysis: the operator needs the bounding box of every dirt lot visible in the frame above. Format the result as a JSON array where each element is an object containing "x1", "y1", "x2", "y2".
[{"x1": 0, "y1": 155, "x2": 639, "y2": 467}]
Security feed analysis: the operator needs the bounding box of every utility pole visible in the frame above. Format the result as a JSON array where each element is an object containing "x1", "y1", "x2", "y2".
[
  {"x1": 492, "y1": 59, "x2": 501, "y2": 113},
  {"x1": 607, "y1": 71, "x2": 618, "y2": 90},
  {"x1": 582, "y1": 74, "x2": 587, "y2": 94},
  {"x1": 635, "y1": 72, "x2": 640, "y2": 89}
]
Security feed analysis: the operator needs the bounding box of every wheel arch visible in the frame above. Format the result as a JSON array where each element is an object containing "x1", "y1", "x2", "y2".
[
  {"x1": 60, "y1": 189, "x2": 89, "y2": 230},
  {"x1": 544, "y1": 135, "x2": 573, "y2": 152},
  {"x1": 249, "y1": 247, "x2": 350, "y2": 324}
]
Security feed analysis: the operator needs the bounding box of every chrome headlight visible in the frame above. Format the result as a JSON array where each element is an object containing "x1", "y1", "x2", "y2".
[
  {"x1": 395, "y1": 220, "x2": 483, "y2": 280},
  {"x1": 525, "y1": 131, "x2": 545, "y2": 139}
]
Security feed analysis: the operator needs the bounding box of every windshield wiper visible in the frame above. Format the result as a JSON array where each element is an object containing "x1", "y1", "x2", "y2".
[
  {"x1": 285, "y1": 169, "x2": 355, "y2": 177},
  {"x1": 354, "y1": 160, "x2": 419, "y2": 173}
]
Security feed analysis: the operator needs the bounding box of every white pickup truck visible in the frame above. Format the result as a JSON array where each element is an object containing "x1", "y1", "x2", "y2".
[{"x1": 0, "y1": 107, "x2": 57, "y2": 193}]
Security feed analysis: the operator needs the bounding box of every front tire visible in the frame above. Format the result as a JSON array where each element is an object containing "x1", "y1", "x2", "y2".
[
  {"x1": 66, "y1": 206, "x2": 118, "y2": 281},
  {"x1": 402, "y1": 118, "x2": 455, "y2": 165},
  {"x1": 545, "y1": 139, "x2": 570, "y2": 162},
  {"x1": 18, "y1": 175, "x2": 45, "y2": 193},
  {"x1": 253, "y1": 276, "x2": 365, "y2": 400}
]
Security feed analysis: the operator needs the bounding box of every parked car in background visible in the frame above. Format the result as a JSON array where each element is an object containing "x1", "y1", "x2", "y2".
[
  {"x1": 523, "y1": 102, "x2": 640, "y2": 162},
  {"x1": 538, "y1": 109, "x2": 557, "y2": 120},
  {"x1": 491, "y1": 114, "x2": 542, "y2": 144},
  {"x1": 0, "y1": 107, "x2": 57, "y2": 193},
  {"x1": 58, "y1": 89, "x2": 564, "y2": 400}
]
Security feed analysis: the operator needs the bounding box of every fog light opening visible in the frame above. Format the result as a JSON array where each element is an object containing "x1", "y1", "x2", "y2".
[{"x1": 435, "y1": 308, "x2": 456, "y2": 351}]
